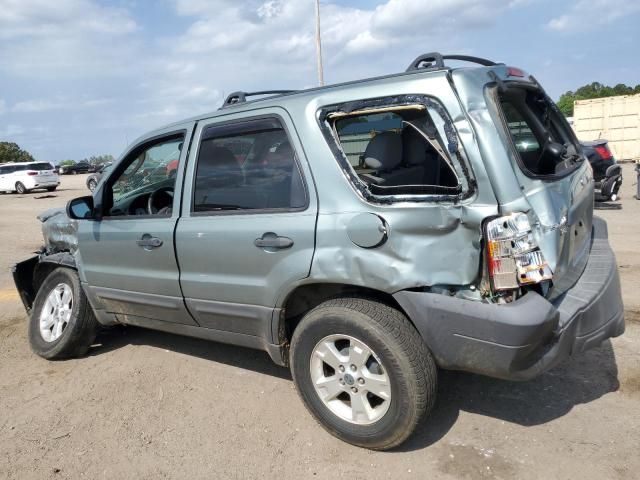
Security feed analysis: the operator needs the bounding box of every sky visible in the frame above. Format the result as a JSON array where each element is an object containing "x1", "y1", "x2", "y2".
[{"x1": 1, "y1": 0, "x2": 639, "y2": 163}]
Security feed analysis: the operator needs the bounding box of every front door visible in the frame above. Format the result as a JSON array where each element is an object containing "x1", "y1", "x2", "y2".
[
  {"x1": 77, "y1": 125, "x2": 197, "y2": 325},
  {"x1": 175, "y1": 111, "x2": 317, "y2": 338}
]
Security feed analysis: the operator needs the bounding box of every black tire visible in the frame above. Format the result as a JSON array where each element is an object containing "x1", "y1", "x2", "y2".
[
  {"x1": 87, "y1": 179, "x2": 97, "y2": 191},
  {"x1": 15, "y1": 182, "x2": 28, "y2": 194},
  {"x1": 29, "y1": 267, "x2": 99, "y2": 360},
  {"x1": 290, "y1": 297, "x2": 437, "y2": 450},
  {"x1": 46, "y1": 186, "x2": 57, "y2": 192}
]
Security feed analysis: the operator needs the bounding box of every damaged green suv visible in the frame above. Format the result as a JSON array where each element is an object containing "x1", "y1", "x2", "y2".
[{"x1": 13, "y1": 53, "x2": 624, "y2": 450}]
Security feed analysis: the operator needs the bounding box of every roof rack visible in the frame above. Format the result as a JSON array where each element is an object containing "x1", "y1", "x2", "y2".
[
  {"x1": 220, "y1": 90, "x2": 298, "y2": 109},
  {"x1": 406, "y1": 52, "x2": 501, "y2": 72}
]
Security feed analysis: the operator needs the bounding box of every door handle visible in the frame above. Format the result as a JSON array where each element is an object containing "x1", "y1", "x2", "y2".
[
  {"x1": 254, "y1": 232, "x2": 294, "y2": 250},
  {"x1": 136, "y1": 235, "x2": 163, "y2": 249}
]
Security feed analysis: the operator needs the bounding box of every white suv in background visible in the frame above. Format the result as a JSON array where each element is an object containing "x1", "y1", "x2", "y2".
[{"x1": 0, "y1": 162, "x2": 60, "y2": 194}]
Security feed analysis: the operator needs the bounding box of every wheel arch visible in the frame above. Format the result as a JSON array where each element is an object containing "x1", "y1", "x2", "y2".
[
  {"x1": 278, "y1": 283, "x2": 412, "y2": 344},
  {"x1": 13, "y1": 253, "x2": 77, "y2": 312}
]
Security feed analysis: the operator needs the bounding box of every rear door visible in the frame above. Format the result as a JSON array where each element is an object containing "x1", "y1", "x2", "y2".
[{"x1": 175, "y1": 108, "x2": 317, "y2": 337}]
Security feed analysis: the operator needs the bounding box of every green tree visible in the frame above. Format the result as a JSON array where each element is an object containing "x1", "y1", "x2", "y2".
[
  {"x1": 556, "y1": 81, "x2": 639, "y2": 116},
  {"x1": 59, "y1": 159, "x2": 76, "y2": 167},
  {"x1": 0, "y1": 142, "x2": 35, "y2": 163}
]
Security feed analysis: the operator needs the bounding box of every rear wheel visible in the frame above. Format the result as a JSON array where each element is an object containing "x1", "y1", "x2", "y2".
[
  {"x1": 72, "y1": 170, "x2": 78, "y2": 175},
  {"x1": 29, "y1": 267, "x2": 99, "y2": 359},
  {"x1": 15, "y1": 182, "x2": 28, "y2": 194},
  {"x1": 290, "y1": 297, "x2": 437, "y2": 450},
  {"x1": 46, "y1": 186, "x2": 57, "y2": 192}
]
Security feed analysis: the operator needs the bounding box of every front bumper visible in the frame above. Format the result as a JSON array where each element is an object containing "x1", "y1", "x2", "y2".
[{"x1": 394, "y1": 217, "x2": 624, "y2": 381}]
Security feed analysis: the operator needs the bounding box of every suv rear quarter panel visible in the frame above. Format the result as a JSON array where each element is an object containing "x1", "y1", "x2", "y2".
[{"x1": 280, "y1": 71, "x2": 499, "y2": 298}]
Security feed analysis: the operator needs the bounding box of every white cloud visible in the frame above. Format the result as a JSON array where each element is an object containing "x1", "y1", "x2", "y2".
[
  {"x1": 547, "y1": 0, "x2": 640, "y2": 32},
  {"x1": 0, "y1": 0, "x2": 518, "y2": 160},
  {"x1": 12, "y1": 96, "x2": 113, "y2": 113},
  {"x1": 0, "y1": 0, "x2": 136, "y2": 38}
]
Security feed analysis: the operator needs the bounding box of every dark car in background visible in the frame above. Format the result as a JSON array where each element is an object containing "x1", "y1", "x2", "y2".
[
  {"x1": 58, "y1": 160, "x2": 91, "y2": 175},
  {"x1": 581, "y1": 140, "x2": 622, "y2": 202}
]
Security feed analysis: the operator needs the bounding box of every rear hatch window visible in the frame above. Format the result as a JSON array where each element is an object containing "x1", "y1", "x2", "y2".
[
  {"x1": 498, "y1": 87, "x2": 583, "y2": 178},
  {"x1": 15, "y1": 162, "x2": 55, "y2": 172}
]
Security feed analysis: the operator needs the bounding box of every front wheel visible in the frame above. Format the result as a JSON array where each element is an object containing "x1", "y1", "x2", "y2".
[
  {"x1": 290, "y1": 297, "x2": 437, "y2": 450},
  {"x1": 29, "y1": 267, "x2": 99, "y2": 359},
  {"x1": 87, "y1": 179, "x2": 97, "y2": 191}
]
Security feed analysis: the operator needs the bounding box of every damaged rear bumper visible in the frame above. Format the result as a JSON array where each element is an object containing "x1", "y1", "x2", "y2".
[{"x1": 393, "y1": 217, "x2": 625, "y2": 381}]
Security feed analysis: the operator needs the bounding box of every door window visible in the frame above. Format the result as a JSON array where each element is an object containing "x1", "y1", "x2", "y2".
[
  {"x1": 104, "y1": 135, "x2": 184, "y2": 217},
  {"x1": 192, "y1": 118, "x2": 307, "y2": 213}
]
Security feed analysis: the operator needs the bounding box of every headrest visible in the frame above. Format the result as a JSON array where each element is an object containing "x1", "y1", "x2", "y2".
[
  {"x1": 364, "y1": 131, "x2": 402, "y2": 171},
  {"x1": 402, "y1": 127, "x2": 427, "y2": 166}
]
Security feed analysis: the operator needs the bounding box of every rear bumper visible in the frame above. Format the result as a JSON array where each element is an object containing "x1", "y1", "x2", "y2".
[{"x1": 394, "y1": 217, "x2": 624, "y2": 381}]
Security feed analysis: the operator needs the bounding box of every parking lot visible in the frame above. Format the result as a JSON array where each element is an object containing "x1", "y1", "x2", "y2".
[{"x1": 0, "y1": 168, "x2": 639, "y2": 479}]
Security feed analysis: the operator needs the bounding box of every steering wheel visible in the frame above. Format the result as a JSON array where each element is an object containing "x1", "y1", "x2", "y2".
[{"x1": 147, "y1": 186, "x2": 174, "y2": 215}]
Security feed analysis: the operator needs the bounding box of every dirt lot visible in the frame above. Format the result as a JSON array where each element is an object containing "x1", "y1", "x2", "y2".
[{"x1": 1, "y1": 168, "x2": 639, "y2": 480}]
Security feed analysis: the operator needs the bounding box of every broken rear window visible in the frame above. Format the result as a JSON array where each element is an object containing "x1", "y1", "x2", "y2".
[
  {"x1": 321, "y1": 96, "x2": 473, "y2": 202},
  {"x1": 498, "y1": 87, "x2": 583, "y2": 177}
]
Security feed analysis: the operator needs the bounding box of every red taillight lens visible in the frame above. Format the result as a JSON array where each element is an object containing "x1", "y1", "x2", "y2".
[
  {"x1": 506, "y1": 67, "x2": 525, "y2": 78},
  {"x1": 27, "y1": 171, "x2": 38, "y2": 176},
  {"x1": 594, "y1": 145, "x2": 612, "y2": 160}
]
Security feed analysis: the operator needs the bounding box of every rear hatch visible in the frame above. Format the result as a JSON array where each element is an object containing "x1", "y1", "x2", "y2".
[
  {"x1": 493, "y1": 80, "x2": 594, "y2": 299},
  {"x1": 27, "y1": 162, "x2": 58, "y2": 182}
]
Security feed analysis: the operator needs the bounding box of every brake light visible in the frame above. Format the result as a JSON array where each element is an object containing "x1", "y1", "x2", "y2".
[
  {"x1": 27, "y1": 171, "x2": 38, "y2": 176},
  {"x1": 485, "y1": 213, "x2": 552, "y2": 291},
  {"x1": 594, "y1": 145, "x2": 612, "y2": 160},
  {"x1": 506, "y1": 67, "x2": 525, "y2": 78}
]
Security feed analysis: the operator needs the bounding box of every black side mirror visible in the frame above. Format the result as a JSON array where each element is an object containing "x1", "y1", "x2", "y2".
[{"x1": 66, "y1": 195, "x2": 98, "y2": 220}]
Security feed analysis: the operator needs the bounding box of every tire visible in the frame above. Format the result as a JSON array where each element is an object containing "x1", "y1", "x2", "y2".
[
  {"x1": 15, "y1": 182, "x2": 28, "y2": 194},
  {"x1": 29, "y1": 267, "x2": 99, "y2": 360},
  {"x1": 87, "y1": 179, "x2": 97, "y2": 191},
  {"x1": 290, "y1": 297, "x2": 437, "y2": 450},
  {"x1": 46, "y1": 186, "x2": 57, "y2": 192},
  {"x1": 72, "y1": 170, "x2": 78, "y2": 175}
]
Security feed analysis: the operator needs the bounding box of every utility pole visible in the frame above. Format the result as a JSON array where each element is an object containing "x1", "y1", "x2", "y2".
[{"x1": 315, "y1": 0, "x2": 324, "y2": 86}]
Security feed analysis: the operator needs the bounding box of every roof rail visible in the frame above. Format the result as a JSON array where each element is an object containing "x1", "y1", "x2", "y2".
[
  {"x1": 406, "y1": 52, "x2": 501, "y2": 72},
  {"x1": 220, "y1": 90, "x2": 298, "y2": 109}
]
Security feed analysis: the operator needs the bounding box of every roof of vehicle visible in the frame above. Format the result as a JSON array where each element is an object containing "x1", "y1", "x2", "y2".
[{"x1": 0, "y1": 161, "x2": 52, "y2": 167}]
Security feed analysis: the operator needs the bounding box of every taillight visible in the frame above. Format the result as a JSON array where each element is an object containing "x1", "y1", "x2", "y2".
[
  {"x1": 27, "y1": 171, "x2": 38, "y2": 176},
  {"x1": 594, "y1": 145, "x2": 612, "y2": 160},
  {"x1": 485, "y1": 213, "x2": 553, "y2": 291}
]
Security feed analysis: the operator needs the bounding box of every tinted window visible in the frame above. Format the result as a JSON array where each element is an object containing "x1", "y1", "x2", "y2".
[
  {"x1": 27, "y1": 162, "x2": 55, "y2": 170},
  {"x1": 192, "y1": 119, "x2": 306, "y2": 213}
]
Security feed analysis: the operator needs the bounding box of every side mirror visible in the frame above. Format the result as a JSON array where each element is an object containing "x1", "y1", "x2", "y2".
[{"x1": 66, "y1": 195, "x2": 98, "y2": 220}]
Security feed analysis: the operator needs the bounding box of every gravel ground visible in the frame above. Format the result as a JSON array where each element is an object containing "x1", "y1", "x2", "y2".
[{"x1": 0, "y1": 167, "x2": 639, "y2": 480}]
